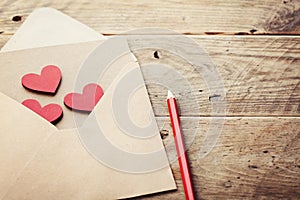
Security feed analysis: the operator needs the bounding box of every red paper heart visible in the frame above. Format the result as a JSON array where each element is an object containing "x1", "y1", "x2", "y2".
[
  {"x1": 64, "y1": 83, "x2": 104, "y2": 112},
  {"x1": 22, "y1": 99, "x2": 63, "y2": 124},
  {"x1": 22, "y1": 65, "x2": 62, "y2": 94}
]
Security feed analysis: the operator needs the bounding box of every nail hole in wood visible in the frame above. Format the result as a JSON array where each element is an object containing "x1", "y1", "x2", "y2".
[
  {"x1": 12, "y1": 15, "x2": 22, "y2": 22},
  {"x1": 249, "y1": 29, "x2": 257, "y2": 34},
  {"x1": 153, "y1": 51, "x2": 159, "y2": 59},
  {"x1": 160, "y1": 129, "x2": 169, "y2": 139}
]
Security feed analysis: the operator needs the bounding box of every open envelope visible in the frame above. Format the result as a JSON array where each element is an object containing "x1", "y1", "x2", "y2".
[{"x1": 0, "y1": 38, "x2": 176, "y2": 199}]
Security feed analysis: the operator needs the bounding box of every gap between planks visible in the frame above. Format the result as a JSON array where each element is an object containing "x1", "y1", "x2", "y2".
[
  {"x1": 1, "y1": 32, "x2": 300, "y2": 37},
  {"x1": 155, "y1": 116, "x2": 300, "y2": 118}
]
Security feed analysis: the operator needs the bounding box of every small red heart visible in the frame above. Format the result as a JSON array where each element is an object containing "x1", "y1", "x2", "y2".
[
  {"x1": 64, "y1": 83, "x2": 104, "y2": 112},
  {"x1": 22, "y1": 99, "x2": 63, "y2": 124},
  {"x1": 22, "y1": 65, "x2": 62, "y2": 94}
]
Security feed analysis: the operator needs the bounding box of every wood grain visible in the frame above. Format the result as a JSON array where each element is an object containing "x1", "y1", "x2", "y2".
[
  {"x1": 134, "y1": 117, "x2": 300, "y2": 199},
  {"x1": 130, "y1": 36, "x2": 300, "y2": 117},
  {"x1": 2, "y1": 35, "x2": 298, "y2": 116},
  {"x1": 0, "y1": 0, "x2": 299, "y2": 35},
  {"x1": 0, "y1": 1, "x2": 299, "y2": 199}
]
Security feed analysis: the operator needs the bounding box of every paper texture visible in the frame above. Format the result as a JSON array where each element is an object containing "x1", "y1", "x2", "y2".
[
  {"x1": 0, "y1": 39, "x2": 176, "y2": 199},
  {"x1": 0, "y1": 93, "x2": 56, "y2": 199},
  {"x1": 0, "y1": 41, "x2": 100, "y2": 129},
  {"x1": 1, "y1": 7, "x2": 104, "y2": 52}
]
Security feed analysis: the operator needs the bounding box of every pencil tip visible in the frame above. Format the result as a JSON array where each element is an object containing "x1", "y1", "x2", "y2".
[{"x1": 167, "y1": 90, "x2": 174, "y2": 99}]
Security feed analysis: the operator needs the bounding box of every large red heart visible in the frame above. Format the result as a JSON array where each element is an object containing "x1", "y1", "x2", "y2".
[
  {"x1": 64, "y1": 83, "x2": 104, "y2": 112},
  {"x1": 22, "y1": 65, "x2": 62, "y2": 94},
  {"x1": 22, "y1": 99, "x2": 63, "y2": 124}
]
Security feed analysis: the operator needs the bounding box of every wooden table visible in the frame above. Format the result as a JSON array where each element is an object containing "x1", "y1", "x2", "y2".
[{"x1": 0, "y1": 0, "x2": 299, "y2": 199}]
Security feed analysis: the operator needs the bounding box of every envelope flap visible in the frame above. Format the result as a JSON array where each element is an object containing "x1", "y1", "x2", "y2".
[
  {"x1": 0, "y1": 92, "x2": 56, "y2": 198},
  {"x1": 1, "y1": 7, "x2": 104, "y2": 52}
]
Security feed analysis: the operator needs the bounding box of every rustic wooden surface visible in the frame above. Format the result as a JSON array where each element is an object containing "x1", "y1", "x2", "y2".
[
  {"x1": 151, "y1": 117, "x2": 300, "y2": 199},
  {"x1": 0, "y1": 0, "x2": 299, "y2": 199},
  {"x1": 0, "y1": 0, "x2": 300, "y2": 35}
]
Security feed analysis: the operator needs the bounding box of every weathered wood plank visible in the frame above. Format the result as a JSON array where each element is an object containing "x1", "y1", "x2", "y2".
[
  {"x1": 0, "y1": 1, "x2": 299, "y2": 200},
  {"x1": 129, "y1": 36, "x2": 300, "y2": 117},
  {"x1": 0, "y1": 35, "x2": 298, "y2": 117},
  {"x1": 137, "y1": 117, "x2": 300, "y2": 199},
  {"x1": 0, "y1": 0, "x2": 299, "y2": 35}
]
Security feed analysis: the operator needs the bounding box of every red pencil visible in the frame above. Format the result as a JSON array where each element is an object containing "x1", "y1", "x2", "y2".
[{"x1": 167, "y1": 90, "x2": 195, "y2": 200}]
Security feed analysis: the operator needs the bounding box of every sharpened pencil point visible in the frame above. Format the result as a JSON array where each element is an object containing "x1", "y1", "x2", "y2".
[{"x1": 167, "y1": 90, "x2": 174, "y2": 99}]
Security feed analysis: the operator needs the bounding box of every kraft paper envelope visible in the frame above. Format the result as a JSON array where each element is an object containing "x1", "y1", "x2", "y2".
[
  {"x1": 1, "y1": 7, "x2": 104, "y2": 52},
  {"x1": 0, "y1": 93, "x2": 57, "y2": 199},
  {"x1": 3, "y1": 56, "x2": 175, "y2": 199},
  {"x1": 0, "y1": 38, "x2": 176, "y2": 199}
]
